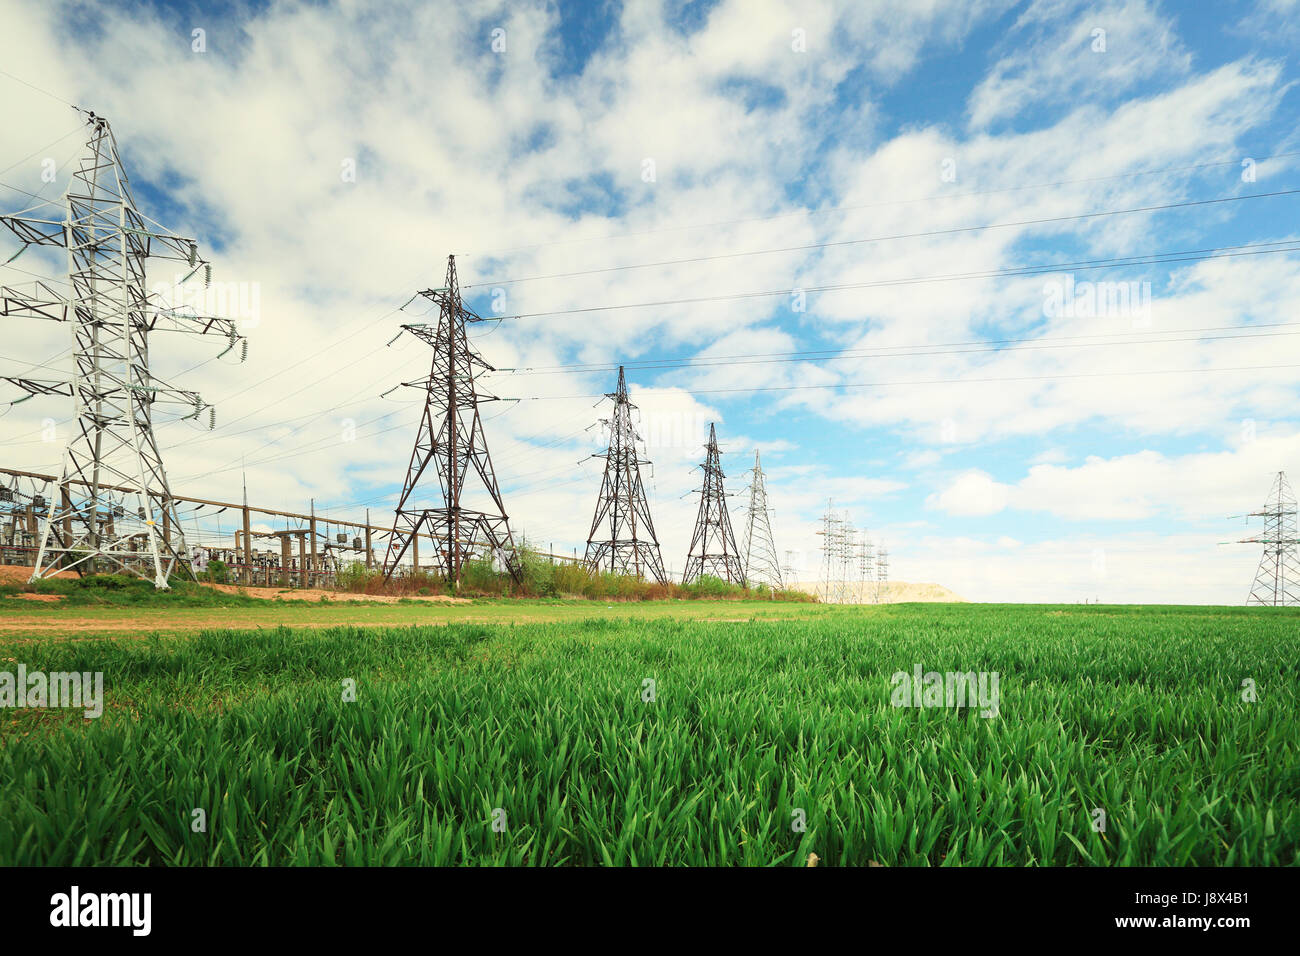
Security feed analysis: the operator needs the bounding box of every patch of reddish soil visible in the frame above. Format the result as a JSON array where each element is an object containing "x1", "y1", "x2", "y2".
[
  {"x1": 0, "y1": 564, "x2": 76, "y2": 585},
  {"x1": 201, "y1": 583, "x2": 469, "y2": 604}
]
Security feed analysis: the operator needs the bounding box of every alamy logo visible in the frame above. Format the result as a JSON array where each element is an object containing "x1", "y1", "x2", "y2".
[
  {"x1": 1042, "y1": 275, "x2": 1151, "y2": 323},
  {"x1": 0, "y1": 665, "x2": 103, "y2": 718},
  {"x1": 890, "y1": 665, "x2": 999, "y2": 718},
  {"x1": 50, "y1": 886, "x2": 151, "y2": 936}
]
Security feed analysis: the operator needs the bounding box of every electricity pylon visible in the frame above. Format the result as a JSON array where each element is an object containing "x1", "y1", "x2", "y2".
[
  {"x1": 739, "y1": 450, "x2": 783, "y2": 589},
  {"x1": 817, "y1": 501, "x2": 841, "y2": 603},
  {"x1": 0, "y1": 111, "x2": 247, "y2": 588},
  {"x1": 782, "y1": 549, "x2": 799, "y2": 590},
  {"x1": 875, "y1": 546, "x2": 890, "y2": 604},
  {"x1": 1240, "y1": 471, "x2": 1300, "y2": 606},
  {"x1": 383, "y1": 254, "x2": 520, "y2": 586},
  {"x1": 856, "y1": 530, "x2": 874, "y2": 603},
  {"x1": 841, "y1": 518, "x2": 857, "y2": 602},
  {"x1": 583, "y1": 366, "x2": 667, "y2": 583},
  {"x1": 682, "y1": 422, "x2": 745, "y2": 585}
]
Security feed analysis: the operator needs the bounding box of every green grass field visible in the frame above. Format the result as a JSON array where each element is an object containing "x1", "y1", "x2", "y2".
[{"x1": 1, "y1": 602, "x2": 1296, "y2": 865}]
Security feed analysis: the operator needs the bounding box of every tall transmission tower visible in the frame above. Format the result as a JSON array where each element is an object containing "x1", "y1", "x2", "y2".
[
  {"x1": 875, "y1": 546, "x2": 890, "y2": 604},
  {"x1": 682, "y1": 422, "x2": 745, "y2": 585},
  {"x1": 0, "y1": 111, "x2": 247, "y2": 588},
  {"x1": 383, "y1": 254, "x2": 520, "y2": 586},
  {"x1": 1240, "y1": 471, "x2": 1300, "y2": 606},
  {"x1": 739, "y1": 449, "x2": 784, "y2": 589},
  {"x1": 782, "y1": 549, "x2": 799, "y2": 591},
  {"x1": 817, "y1": 501, "x2": 841, "y2": 603},
  {"x1": 856, "y1": 531, "x2": 874, "y2": 604},
  {"x1": 583, "y1": 366, "x2": 667, "y2": 583},
  {"x1": 840, "y1": 517, "x2": 857, "y2": 604}
]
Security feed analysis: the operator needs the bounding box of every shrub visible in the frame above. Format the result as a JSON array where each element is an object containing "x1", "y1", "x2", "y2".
[
  {"x1": 336, "y1": 560, "x2": 379, "y2": 593},
  {"x1": 204, "y1": 559, "x2": 230, "y2": 585}
]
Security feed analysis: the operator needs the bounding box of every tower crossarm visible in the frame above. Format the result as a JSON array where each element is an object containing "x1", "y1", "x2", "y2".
[
  {"x1": 1, "y1": 373, "x2": 207, "y2": 413},
  {"x1": 415, "y1": 287, "x2": 491, "y2": 323},
  {"x1": 121, "y1": 214, "x2": 210, "y2": 266},
  {"x1": 2, "y1": 279, "x2": 246, "y2": 349},
  {"x1": 393, "y1": 372, "x2": 505, "y2": 402},
  {"x1": 139, "y1": 299, "x2": 246, "y2": 343},
  {"x1": 0, "y1": 212, "x2": 66, "y2": 248},
  {"x1": 0, "y1": 279, "x2": 67, "y2": 322},
  {"x1": 4, "y1": 211, "x2": 212, "y2": 266},
  {"x1": 0, "y1": 377, "x2": 73, "y2": 401},
  {"x1": 397, "y1": 322, "x2": 495, "y2": 370}
]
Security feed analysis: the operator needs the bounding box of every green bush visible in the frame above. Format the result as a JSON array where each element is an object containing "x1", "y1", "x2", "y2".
[
  {"x1": 21, "y1": 573, "x2": 265, "y2": 607},
  {"x1": 460, "y1": 556, "x2": 509, "y2": 595},
  {"x1": 325, "y1": 536, "x2": 814, "y2": 603},
  {"x1": 336, "y1": 560, "x2": 379, "y2": 592},
  {"x1": 204, "y1": 559, "x2": 230, "y2": 585}
]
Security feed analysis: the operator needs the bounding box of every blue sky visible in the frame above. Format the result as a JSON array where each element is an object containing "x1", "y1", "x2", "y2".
[{"x1": 1, "y1": 0, "x2": 1298, "y2": 601}]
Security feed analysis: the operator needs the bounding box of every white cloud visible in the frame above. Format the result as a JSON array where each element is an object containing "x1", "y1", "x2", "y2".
[
  {"x1": 928, "y1": 470, "x2": 1011, "y2": 516},
  {"x1": 1009, "y1": 431, "x2": 1300, "y2": 522},
  {"x1": 967, "y1": 0, "x2": 1190, "y2": 129}
]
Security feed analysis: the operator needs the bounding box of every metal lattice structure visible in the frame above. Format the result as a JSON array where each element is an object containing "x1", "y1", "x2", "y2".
[
  {"x1": 816, "y1": 503, "x2": 840, "y2": 603},
  {"x1": 856, "y1": 529, "x2": 874, "y2": 601},
  {"x1": 739, "y1": 449, "x2": 783, "y2": 589},
  {"x1": 1240, "y1": 471, "x2": 1300, "y2": 606},
  {"x1": 583, "y1": 366, "x2": 667, "y2": 583},
  {"x1": 782, "y1": 550, "x2": 799, "y2": 590},
  {"x1": 682, "y1": 422, "x2": 745, "y2": 585},
  {"x1": 841, "y1": 518, "x2": 857, "y2": 601},
  {"x1": 382, "y1": 254, "x2": 520, "y2": 586},
  {"x1": 0, "y1": 112, "x2": 246, "y2": 588},
  {"x1": 875, "y1": 545, "x2": 890, "y2": 604},
  {"x1": 817, "y1": 500, "x2": 882, "y2": 604}
]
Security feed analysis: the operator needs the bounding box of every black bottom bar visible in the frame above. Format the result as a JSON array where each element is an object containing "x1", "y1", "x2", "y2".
[{"x1": 2, "y1": 865, "x2": 1292, "y2": 942}]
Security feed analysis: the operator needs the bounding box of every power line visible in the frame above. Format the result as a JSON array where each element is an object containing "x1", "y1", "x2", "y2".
[
  {"x1": 0, "y1": 123, "x2": 85, "y2": 182},
  {"x1": 464, "y1": 188, "x2": 1300, "y2": 288},
  {"x1": 486, "y1": 240, "x2": 1300, "y2": 322},
  {"x1": 459, "y1": 149, "x2": 1300, "y2": 258},
  {"x1": 499, "y1": 324, "x2": 1300, "y2": 378},
  {"x1": 164, "y1": 301, "x2": 421, "y2": 440},
  {"x1": 514, "y1": 361, "x2": 1300, "y2": 401},
  {"x1": 0, "y1": 68, "x2": 78, "y2": 109},
  {"x1": 311, "y1": 424, "x2": 598, "y2": 515}
]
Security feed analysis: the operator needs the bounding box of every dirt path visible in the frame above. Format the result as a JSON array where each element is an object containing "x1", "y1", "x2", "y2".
[
  {"x1": 0, "y1": 616, "x2": 467, "y2": 638},
  {"x1": 0, "y1": 607, "x2": 808, "y2": 640}
]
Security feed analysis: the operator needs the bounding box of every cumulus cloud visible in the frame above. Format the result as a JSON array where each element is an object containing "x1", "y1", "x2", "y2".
[{"x1": 928, "y1": 470, "x2": 1012, "y2": 516}]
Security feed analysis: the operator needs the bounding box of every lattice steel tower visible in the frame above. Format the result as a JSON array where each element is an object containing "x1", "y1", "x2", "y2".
[
  {"x1": 817, "y1": 502, "x2": 842, "y2": 604},
  {"x1": 383, "y1": 255, "x2": 520, "y2": 585},
  {"x1": 876, "y1": 545, "x2": 890, "y2": 604},
  {"x1": 682, "y1": 422, "x2": 745, "y2": 585},
  {"x1": 739, "y1": 449, "x2": 783, "y2": 589},
  {"x1": 583, "y1": 366, "x2": 667, "y2": 583},
  {"x1": 856, "y1": 530, "x2": 874, "y2": 603},
  {"x1": 0, "y1": 111, "x2": 246, "y2": 588},
  {"x1": 1240, "y1": 471, "x2": 1299, "y2": 606}
]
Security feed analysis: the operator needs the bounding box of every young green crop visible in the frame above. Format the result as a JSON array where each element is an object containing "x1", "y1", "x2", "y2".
[{"x1": 0, "y1": 603, "x2": 1296, "y2": 865}]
